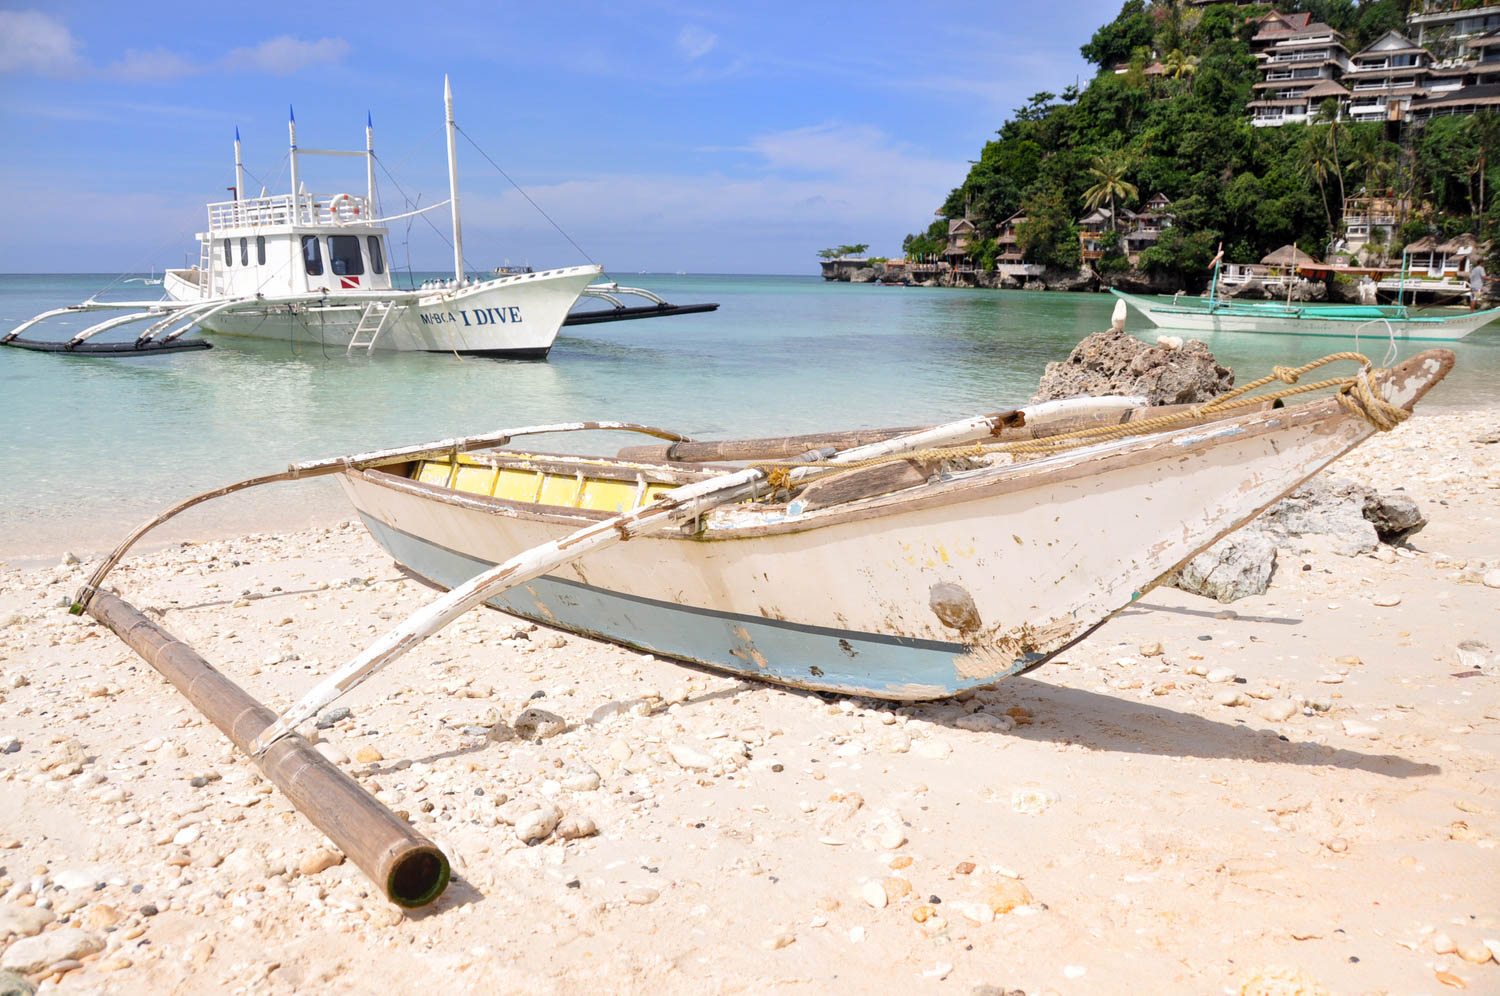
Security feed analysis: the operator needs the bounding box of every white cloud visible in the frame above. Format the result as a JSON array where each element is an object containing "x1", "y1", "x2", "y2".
[
  {"x1": 0, "y1": 10, "x2": 81, "y2": 76},
  {"x1": 104, "y1": 47, "x2": 200, "y2": 82},
  {"x1": 676, "y1": 25, "x2": 718, "y2": 61},
  {"x1": 223, "y1": 36, "x2": 350, "y2": 75},
  {"x1": 449, "y1": 124, "x2": 962, "y2": 269}
]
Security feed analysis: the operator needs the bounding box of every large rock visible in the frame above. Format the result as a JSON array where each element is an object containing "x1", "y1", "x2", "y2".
[
  {"x1": 1042, "y1": 266, "x2": 1098, "y2": 292},
  {"x1": 0, "y1": 906, "x2": 54, "y2": 941},
  {"x1": 1257, "y1": 477, "x2": 1378, "y2": 556},
  {"x1": 1170, "y1": 528, "x2": 1277, "y2": 602},
  {"x1": 0, "y1": 928, "x2": 104, "y2": 974},
  {"x1": 1255, "y1": 476, "x2": 1424, "y2": 555},
  {"x1": 1103, "y1": 268, "x2": 1181, "y2": 295},
  {"x1": 1031, "y1": 328, "x2": 1234, "y2": 406},
  {"x1": 1360, "y1": 489, "x2": 1427, "y2": 544}
]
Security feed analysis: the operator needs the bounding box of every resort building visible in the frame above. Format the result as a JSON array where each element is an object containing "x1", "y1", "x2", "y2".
[
  {"x1": 1401, "y1": 232, "x2": 1488, "y2": 277},
  {"x1": 995, "y1": 212, "x2": 1026, "y2": 266},
  {"x1": 1076, "y1": 195, "x2": 1174, "y2": 267},
  {"x1": 1076, "y1": 208, "x2": 1118, "y2": 263},
  {"x1": 1408, "y1": 1, "x2": 1500, "y2": 60},
  {"x1": 1339, "y1": 193, "x2": 1409, "y2": 260},
  {"x1": 1343, "y1": 30, "x2": 1435, "y2": 122},
  {"x1": 1248, "y1": 14, "x2": 1352, "y2": 126},
  {"x1": 944, "y1": 217, "x2": 977, "y2": 270}
]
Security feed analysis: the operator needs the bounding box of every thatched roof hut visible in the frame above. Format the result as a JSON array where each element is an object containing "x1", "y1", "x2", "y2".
[{"x1": 1260, "y1": 244, "x2": 1318, "y2": 268}]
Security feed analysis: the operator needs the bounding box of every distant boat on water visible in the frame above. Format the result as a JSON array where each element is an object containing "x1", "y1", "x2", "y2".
[
  {"x1": 1113, "y1": 245, "x2": 1500, "y2": 341},
  {"x1": 122, "y1": 267, "x2": 162, "y2": 286},
  {"x1": 3, "y1": 78, "x2": 715, "y2": 357}
]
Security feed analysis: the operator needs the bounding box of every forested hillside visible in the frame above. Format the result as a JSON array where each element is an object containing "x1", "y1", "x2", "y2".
[{"x1": 904, "y1": 1, "x2": 1500, "y2": 287}]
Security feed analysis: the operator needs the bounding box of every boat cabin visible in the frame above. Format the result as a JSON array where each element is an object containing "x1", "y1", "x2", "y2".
[
  {"x1": 173, "y1": 192, "x2": 394, "y2": 300},
  {"x1": 165, "y1": 114, "x2": 395, "y2": 302}
]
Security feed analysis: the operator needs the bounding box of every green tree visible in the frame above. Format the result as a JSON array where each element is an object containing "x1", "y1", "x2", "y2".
[
  {"x1": 1082, "y1": 152, "x2": 1140, "y2": 231},
  {"x1": 1080, "y1": 1, "x2": 1155, "y2": 68},
  {"x1": 1016, "y1": 187, "x2": 1081, "y2": 268}
]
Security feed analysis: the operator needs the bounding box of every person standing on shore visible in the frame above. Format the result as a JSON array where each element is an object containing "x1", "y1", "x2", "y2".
[{"x1": 1469, "y1": 259, "x2": 1488, "y2": 311}]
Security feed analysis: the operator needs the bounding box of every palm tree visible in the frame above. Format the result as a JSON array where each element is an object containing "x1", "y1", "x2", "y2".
[
  {"x1": 1313, "y1": 99, "x2": 1346, "y2": 218},
  {"x1": 1350, "y1": 127, "x2": 1392, "y2": 194},
  {"x1": 1469, "y1": 112, "x2": 1500, "y2": 216},
  {"x1": 1163, "y1": 49, "x2": 1200, "y2": 84},
  {"x1": 1082, "y1": 153, "x2": 1139, "y2": 232},
  {"x1": 1301, "y1": 131, "x2": 1335, "y2": 233}
]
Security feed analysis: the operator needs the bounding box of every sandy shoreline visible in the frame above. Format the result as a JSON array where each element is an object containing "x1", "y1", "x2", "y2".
[{"x1": 1, "y1": 409, "x2": 1498, "y2": 993}]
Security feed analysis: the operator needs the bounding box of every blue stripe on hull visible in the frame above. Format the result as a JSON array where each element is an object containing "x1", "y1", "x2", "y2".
[{"x1": 358, "y1": 514, "x2": 1048, "y2": 700}]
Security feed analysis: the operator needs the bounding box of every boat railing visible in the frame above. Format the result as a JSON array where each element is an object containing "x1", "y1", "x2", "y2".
[{"x1": 207, "y1": 193, "x2": 373, "y2": 231}]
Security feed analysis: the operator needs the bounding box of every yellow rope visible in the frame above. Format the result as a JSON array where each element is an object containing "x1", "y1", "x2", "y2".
[{"x1": 751, "y1": 352, "x2": 1409, "y2": 485}]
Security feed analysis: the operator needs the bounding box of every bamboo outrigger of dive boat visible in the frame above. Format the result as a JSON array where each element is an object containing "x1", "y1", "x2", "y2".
[
  {"x1": 1112, "y1": 245, "x2": 1500, "y2": 340},
  {"x1": 3, "y1": 77, "x2": 716, "y2": 357}
]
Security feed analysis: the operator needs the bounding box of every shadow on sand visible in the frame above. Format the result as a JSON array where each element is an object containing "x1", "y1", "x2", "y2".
[{"x1": 906, "y1": 675, "x2": 1439, "y2": 779}]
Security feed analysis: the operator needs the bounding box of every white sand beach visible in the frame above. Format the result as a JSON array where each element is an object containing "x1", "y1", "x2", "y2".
[{"x1": 1, "y1": 408, "x2": 1498, "y2": 994}]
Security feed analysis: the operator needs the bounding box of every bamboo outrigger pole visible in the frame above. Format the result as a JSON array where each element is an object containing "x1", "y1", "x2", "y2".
[{"x1": 85, "y1": 590, "x2": 450, "y2": 907}]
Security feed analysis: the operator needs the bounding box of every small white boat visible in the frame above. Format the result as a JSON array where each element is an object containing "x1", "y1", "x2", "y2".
[
  {"x1": 1111, "y1": 289, "x2": 1500, "y2": 340},
  {"x1": 4, "y1": 79, "x2": 710, "y2": 356}
]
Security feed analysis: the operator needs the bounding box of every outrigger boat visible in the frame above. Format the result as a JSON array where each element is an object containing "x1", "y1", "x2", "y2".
[
  {"x1": 1112, "y1": 249, "x2": 1500, "y2": 340},
  {"x1": 3, "y1": 78, "x2": 714, "y2": 357},
  {"x1": 67, "y1": 313, "x2": 1453, "y2": 905}
]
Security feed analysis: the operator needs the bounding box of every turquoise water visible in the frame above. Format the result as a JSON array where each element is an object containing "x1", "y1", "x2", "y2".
[{"x1": 2, "y1": 272, "x2": 1497, "y2": 563}]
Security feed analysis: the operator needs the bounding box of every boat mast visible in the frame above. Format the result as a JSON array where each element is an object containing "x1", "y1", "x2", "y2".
[
  {"x1": 365, "y1": 112, "x2": 376, "y2": 217},
  {"x1": 1208, "y1": 242, "x2": 1223, "y2": 311},
  {"x1": 288, "y1": 106, "x2": 301, "y2": 224},
  {"x1": 444, "y1": 76, "x2": 464, "y2": 284},
  {"x1": 233, "y1": 127, "x2": 245, "y2": 214}
]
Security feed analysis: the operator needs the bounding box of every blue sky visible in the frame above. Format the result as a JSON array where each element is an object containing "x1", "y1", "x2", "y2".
[{"x1": 0, "y1": 1, "x2": 1119, "y2": 274}]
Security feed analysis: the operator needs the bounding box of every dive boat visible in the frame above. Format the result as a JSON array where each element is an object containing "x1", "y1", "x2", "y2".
[{"x1": 4, "y1": 78, "x2": 712, "y2": 356}]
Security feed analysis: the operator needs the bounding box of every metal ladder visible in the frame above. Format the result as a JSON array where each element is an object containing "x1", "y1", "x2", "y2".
[
  {"x1": 197, "y1": 237, "x2": 211, "y2": 294},
  {"x1": 347, "y1": 301, "x2": 395, "y2": 355}
]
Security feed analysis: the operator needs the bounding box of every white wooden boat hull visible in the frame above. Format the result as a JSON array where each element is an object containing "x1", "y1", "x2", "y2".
[
  {"x1": 336, "y1": 351, "x2": 1453, "y2": 699},
  {"x1": 1113, "y1": 291, "x2": 1500, "y2": 340},
  {"x1": 165, "y1": 265, "x2": 601, "y2": 355}
]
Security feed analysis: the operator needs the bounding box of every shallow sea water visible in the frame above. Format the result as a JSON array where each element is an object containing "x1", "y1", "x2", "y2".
[{"x1": 2, "y1": 272, "x2": 1496, "y2": 563}]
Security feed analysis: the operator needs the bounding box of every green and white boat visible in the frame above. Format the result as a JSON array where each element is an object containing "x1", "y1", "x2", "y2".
[
  {"x1": 1112, "y1": 250, "x2": 1500, "y2": 340},
  {"x1": 1110, "y1": 289, "x2": 1500, "y2": 340}
]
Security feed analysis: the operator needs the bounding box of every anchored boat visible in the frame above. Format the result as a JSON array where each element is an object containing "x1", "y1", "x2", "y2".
[
  {"x1": 1111, "y1": 289, "x2": 1500, "y2": 340},
  {"x1": 1112, "y1": 249, "x2": 1500, "y2": 340},
  {"x1": 4, "y1": 78, "x2": 714, "y2": 357}
]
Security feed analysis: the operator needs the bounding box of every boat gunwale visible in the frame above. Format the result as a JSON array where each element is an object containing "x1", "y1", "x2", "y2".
[{"x1": 346, "y1": 388, "x2": 1374, "y2": 542}]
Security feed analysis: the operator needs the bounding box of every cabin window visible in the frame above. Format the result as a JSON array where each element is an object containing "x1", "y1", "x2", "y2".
[
  {"x1": 301, "y1": 235, "x2": 323, "y2": 276},
  {"x1": 367, "y1": 236, "x2": 385, "y2": 274},
  {"x1": 256, "y1": 236, "x2": 266, "y2": 265},
  {"x1": 239, "y1": 237, "x2": 248, "y2": 266},
  {"x1": 222, "y1": 239, "x2": 232, "y2": 266},
  {"x1": 328, "y1": 235, "x2": 364, "y2": 276}
]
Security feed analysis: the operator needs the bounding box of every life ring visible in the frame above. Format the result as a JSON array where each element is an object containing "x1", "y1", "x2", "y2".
[{"x1": 328, "y1": 193, "x2": 360, "y2": 224}]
